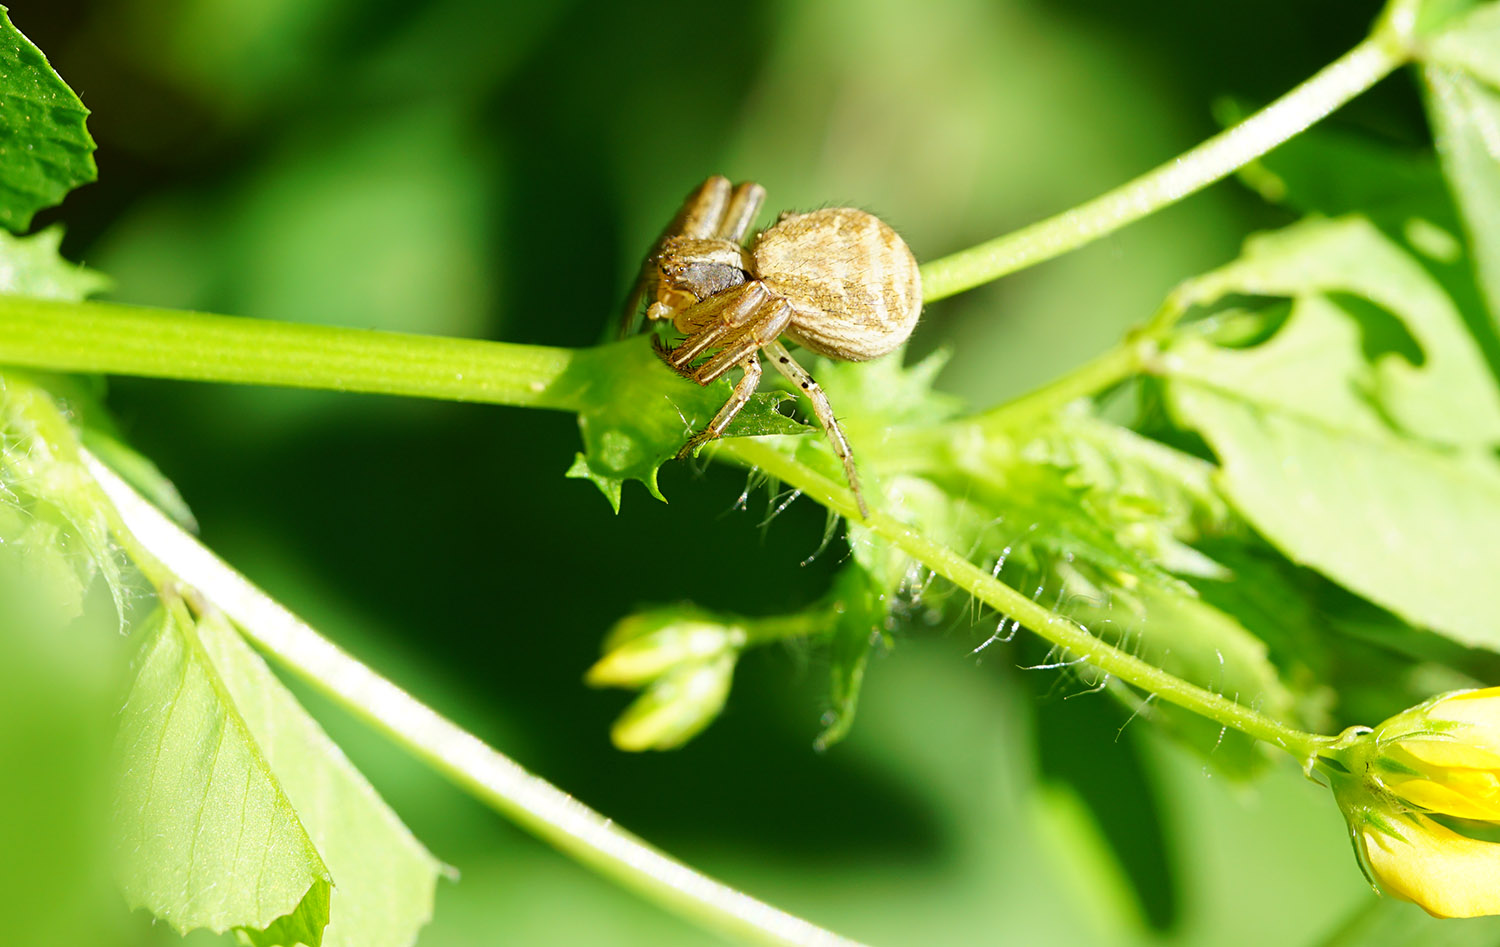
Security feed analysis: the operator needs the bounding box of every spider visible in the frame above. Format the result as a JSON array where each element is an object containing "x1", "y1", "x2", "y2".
[{"x1": 622, "y1": 175, "x2": 922, "y2": 519}]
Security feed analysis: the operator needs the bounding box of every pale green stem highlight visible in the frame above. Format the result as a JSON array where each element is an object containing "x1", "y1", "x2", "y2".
[
  {"x1": 917, "y1": 32, "x2": 1407, "y2": 302},
  {"x1": 0, "y1": 296, "x2": 586, "y2": 409},
  {"x1": 716, "y1": 438, "x2": 1329, "y2": 763},
  {"x1": 85, "y1": 453, "x2": 866, "y2": 947}
]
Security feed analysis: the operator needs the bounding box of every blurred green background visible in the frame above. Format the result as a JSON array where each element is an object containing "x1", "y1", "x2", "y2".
[{"x1": 16, "y1": 0, "x2": 1460, "y2": 943}]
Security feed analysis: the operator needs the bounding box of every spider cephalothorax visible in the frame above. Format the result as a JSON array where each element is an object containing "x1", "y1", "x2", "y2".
[{"x1": 623, "y1": 175, "x2": 922, "y2": 518}]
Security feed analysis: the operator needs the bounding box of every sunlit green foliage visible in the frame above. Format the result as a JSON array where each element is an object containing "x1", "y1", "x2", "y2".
[{"x1": 15, "y1": 0, "x2": 1500, "y2": 945}]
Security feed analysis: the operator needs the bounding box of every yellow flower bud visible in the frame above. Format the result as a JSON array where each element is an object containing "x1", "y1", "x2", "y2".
[
  {"x1": 608, "y1": 655, "x2": 735, "y2": 752},
  {"x1": 585, "y1": 607, "x2": 746, "y2": 751},
  {"x1": 585, "y1": 615, "x2": 744, "y2": 688},
  {"x1": 1375, "y1": 687, "x2": 1500, "y2": 823},
  {"x1": 1326, "y1": 687, "x2": 1500, "y2": 918}
]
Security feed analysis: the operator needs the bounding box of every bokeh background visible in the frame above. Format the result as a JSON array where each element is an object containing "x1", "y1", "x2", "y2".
[{"x1": 15, "y1": 0, "x2": 1460, "y2": 943}]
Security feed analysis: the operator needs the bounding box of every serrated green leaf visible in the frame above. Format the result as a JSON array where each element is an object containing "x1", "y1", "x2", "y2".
[
  {"x1": 1027, "y1": 406, "x2": 1236, "y2": 577},
  {"x1": 194, "y1": 611, "x2": 442, "y2": 947},
  {"x1": 1423, "y1": 65, "x2": 1500, "y2": 334},
  {"x1": 817, "y1": 347, "x2": 965, "y2": 436},
  {"x1": 113, "y1": 606, "x2": 333, "y2": 943},
  {"x1": 1164, "y1": 216, "x2": 1500, "y2": 650},
  {"x1": 0, "y1": 7, "x2": 97, "y2": 232},
  {"x1": 1168, "y1": 380, "x2": 1500, "y2": 651},
  {"x1": 1176, "y1": 216, "x2": 1500, "y2": 447},
  {"x1": 564, "y1": 339, "x2": 811, "y2": 510}
]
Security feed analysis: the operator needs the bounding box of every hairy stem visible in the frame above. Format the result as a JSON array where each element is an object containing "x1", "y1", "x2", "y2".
[
  {"x1": 84, "y1": 453, "x2": 864, "y2": 947},
  {"x1": 716, "y1": 438, "x2": 1329, "y2": 763},
  {"x1": 917, "y1": 31, "x2": 1408, "y2": 302}
]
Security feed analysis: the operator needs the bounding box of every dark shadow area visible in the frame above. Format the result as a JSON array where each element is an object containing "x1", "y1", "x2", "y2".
[{"x1": 1026, "y1": 657, "x2": 1180, "y2": 932}]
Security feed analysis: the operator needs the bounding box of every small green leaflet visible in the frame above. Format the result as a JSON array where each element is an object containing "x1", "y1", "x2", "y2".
[
  {"x1": 114, "y1": 605, "x2": 442, "y2": 946},
  {"x1": 0, "y1": 7, "x2": 97, "y2": 232},
  {"x1": 114, "y1": 607, "x2": 334, "y2": 943},
  {"x1": 565, "y1": 339, "x2": 810, "y2": 511},
  {"x1": 195, "y1": 611, "x2": 444, "y2": 947}
]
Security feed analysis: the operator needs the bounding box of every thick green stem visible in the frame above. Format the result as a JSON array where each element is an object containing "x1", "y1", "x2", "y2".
[
  {"x1": 84, "y1": 453, "x2": 864, "y2": 947},
  {"x1": 0, "y1": 296, "x2": 586, "y2": 409},
  {"x1": 917, "y1": 33, "x2": 1407, "y2": 302},
  {"x1": 716, "y1": 438, "x2": 1329, "y2": 763}
]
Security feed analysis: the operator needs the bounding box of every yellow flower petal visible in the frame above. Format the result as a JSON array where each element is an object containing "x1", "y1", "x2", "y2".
[
  {"x1": 1389, "y1": 777, "x2": 1500, "y2": 821},
  {"x1": 1397, "y1": 739, "x2": 1500, "y2": 771},
  {"x1": 1363, "y1": 815, "x2": 1500, "y2": 918}
]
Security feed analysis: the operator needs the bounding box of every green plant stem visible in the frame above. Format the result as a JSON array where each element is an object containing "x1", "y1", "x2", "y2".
[
  {"x1": 0, "y1": 296, "x2": 587, "y2": 409},
  {"x1": 917, "y1": 32, "x2": 1407, "y2": 302},
  {"x1": 83, "y1": 453, "x2": 865, "y2": 947},
  {"x1": 715, "y1": 438, "x2": 1329, "y2": 764},
  {"x1": 972, "y1": 338, "x2": 1149, "y2": 430}
]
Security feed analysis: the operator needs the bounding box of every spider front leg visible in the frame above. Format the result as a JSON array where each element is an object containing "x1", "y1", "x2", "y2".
[
  {"x1": 764, "y1": 340, "x2": 870, "y2": 520},
  {"x1": 619, "y1": 176, "x2": 735, "y2": 339},
  {"x1": 676, "y1": 354, "x2": 762, "y2": 460},
  {"x1": 667, "y1": 297, "x2": 792, "y2": 458},
  {"x1": 653, "y1": 282, "x2": 772, "y2": 374},
  {"x1": 716, "y1": 181, "x2": 765, "y2": 243}
]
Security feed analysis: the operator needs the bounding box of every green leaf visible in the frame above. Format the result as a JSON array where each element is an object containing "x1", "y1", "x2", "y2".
[
  {"x1": 0, "y1": 7, "x2": 97, "y2": 232},
  {"x1": 1175, "y1": 216, "x2": 1500, "y2": 447},
  {"x1": 116, "y1": 604, "x2": 444, "y2": 946},
  {"x1": 0, "y1": 225, "x2": 109, "y2": 298},
  {"x1": 0, "y1": 373, "x2": 128, "y2": 626},
  {"x1": 1164, "y1": 216, "x2": 1500, "y2": 649},
  {"x1": 194, "y1": 611, "x2": 443, "y2": 947},
  {"x1": 564, "y1": 339, "x2": 811, "y2": 511},
  {"x1": 814, "y1": 565, "x2": 889, "y2": 752},
  {"x1": 1168, "y1": 380, "x2": 1500, "y2": 651},
  {"x1": 1028, "y1": 406, "x2": 1237, "y2": 578},
  {"x1": 1425, "y1": 2, "x2": 1500, "y2": 86},
  {"x1": 113, "y1": 607, "x2": 333, "y2": 943},
  {"x1": 1233, "y1": 117, "x2": 1454, "y2": 228},
  {"x1": 1423, "y1": 65, "x2": 1500, "y2": 334}
]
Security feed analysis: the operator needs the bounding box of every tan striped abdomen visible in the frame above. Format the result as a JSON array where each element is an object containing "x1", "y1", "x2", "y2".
[{"x1": 751, "y1": 207, "x2": 922, "y2": 362}]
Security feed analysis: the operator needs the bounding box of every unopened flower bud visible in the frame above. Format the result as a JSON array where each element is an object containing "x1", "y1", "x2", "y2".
[{"x1": 1325, "y1": 687, "x2": 1500, "y2": 918}]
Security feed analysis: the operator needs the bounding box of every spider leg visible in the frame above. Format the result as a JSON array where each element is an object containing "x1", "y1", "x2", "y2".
[
  {"x1": 654, "y1": 282, "x2": 770, "y2": 371},
  {"x1": 678, "y1": 176, "x2": 734, "y2": 239},
  {"x1": 717, "y1": 182, "x2": 766, "y2": 243},
  {"x1": 618, "y1": 176, "x2": 733, "y2": 339},
  {"x1": 676, "y1": 354, "x2": 762, "y2": 459},
  {"x1": 685, "y1": 300, "x2": 791, "y2": 385},
  {"x1": 764, "y1": 340, "x2": 870, "y2": 520}
]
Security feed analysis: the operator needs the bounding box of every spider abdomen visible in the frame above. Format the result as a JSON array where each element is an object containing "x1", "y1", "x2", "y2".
[{"x1": 752, "y1": 207, "x2": 922, "y2": 362}]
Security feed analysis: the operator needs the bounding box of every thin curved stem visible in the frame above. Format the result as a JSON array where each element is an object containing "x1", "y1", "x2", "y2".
[
  {"x1": 918, "y1": 32, "x2": 1407, "y2": 303},
  {"x1": 715, "y1": 438, "x2": 1330, "y2": 764},
  {"x1": 85, "y1": 453, "x2": 865, "y2": 947}
]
